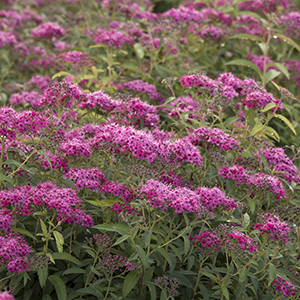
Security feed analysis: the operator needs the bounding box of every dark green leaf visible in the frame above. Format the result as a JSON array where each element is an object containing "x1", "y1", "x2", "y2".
[
  {"x1": 268, "y1": 263, "x2": 277, "y2": 287},
  {"x1": 48, "y1": 275, "x2": 67, "y2": 300},
  {"x1": 122, "y1": 269, "x2": 140, "y2": 298},
  {"x1": 51, "y1": 252, "x2": 81, "y2": 265},
  {"x1": 135, "y1": 245, "x2": 149, "y2": 268},
  {"x1": 38, "y1": 266, "x2": 48, "y2": 287}
]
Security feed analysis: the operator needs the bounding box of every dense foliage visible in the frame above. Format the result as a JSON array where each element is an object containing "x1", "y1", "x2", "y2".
[{"x1": 1, "y1": 0, "x2": 300, "y2": 299}]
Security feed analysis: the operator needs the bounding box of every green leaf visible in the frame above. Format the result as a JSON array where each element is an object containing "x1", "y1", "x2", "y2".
[
  {"x1": 0, "y1": 172, "x2": 13, "y2": 184},
  {"x1": 40, "y1": 150, "x2": 53, "y2": 171},
  {"x1": 86, "y1": 199, "x2": 118, "y2": 207},
  {"x1": 146, "y1": 282, "x2": 157, "y2": 300},
  {"x1": 239, "y1": 267, "x2": 247, "y2": 283},
  {"x1": 268, "y1": 263, "x2": 277, "y2": 287},
  {"x1": 265, "y1": 69, "x2": 281, "y2": 85},
  {"x1": 38, "y1": 265, "x2": 48, "y2": 287},
  {"x1": 276, "y1": 34, "x2": 300, "y2": 52},
  {"x1": 243, "y1": 213, "x2": 250, "y2": 230},
  {"x1": 42, "y1": 295, "x2": 52, "y2": 300},
  {"x1": 52, "y1": 71, "x2": 72, "y2": 80},
  {"x1": 274, "y1": 114, "x2": 296, "y2": 135},
  {"x1": 40, "y1": 219, "x2": 47, "y2": 236},
  {"x1": 112, "y1": 234, "x2": 130, "y2": 246},
  {"x1": 258, "y1": 149, "x2": 270, "y2": 169},
  {"x1": 221, "y1": 285, "x2": 230, "y2": 300},
  {"x1": 225, "y1": 59, "x2": 262, "y2": 78},
  {"x1": 63, "y1": 268, "x2": 86, "y2": 276},
  {"x1": 154, "y1": 65, "x2": 169, "y2": 78},
  {"x1": 183, "y1": 235, "x2": 190, "y2": 256},
  {"x1": 158, "y1": 248, "x2": 172, "y2": 269},
  {"x1": 144, "y1": 228, "x2": 152, "y2": 248},
  {"x1": 134, "y1": 43, "x2": 144, "y2": 59},
  {"x1": 264, "y1": 126, "x2": 280, "y2": 142},
  {"x1": 14, "y1": 228, "x2": 37, "y2": 241},
  {"x1": 135, "y1": 245, "x2": 149, "y2": 268},
  {"x1": 250, "y1": 124, "x2": 265, "y2": 136},
  {"x1": 122, "y1": 269, "x2": 140, "y2": 298},
  {"x1": 163, "y1": 97, "x2": 175, "y2": 105},
  {"x1": 260, "y1": 103, "x2": 276, "y2": 112},
  {"x1": 48, "y1": 275, "x2": 67, "y2": 300},
  {"x1": 223, "y1": 116, "x2": 240, "y2": 127},
  {"x1": 270, "y1": 62, "x2": 290, "y2": 79},
  {"x1": 93, "y1": 223, "x2": 130, "y2": 235},
  {"x1": 229, "y1": 33, "x2": 264, "y2": 42},
  {"x1": 53, "y1": 231, "x2": 64, "y2": 253},
  {"x1": 51, "y1": 252, "x2": 81, "y2": 265}
]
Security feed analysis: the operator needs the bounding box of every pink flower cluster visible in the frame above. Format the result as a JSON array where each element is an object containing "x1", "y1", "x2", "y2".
[
  {"x1": 0, "y1": 107, "x2": 48, "y2": 141},
  {"x1": 0, "y1": 31, "x2": 16, "y2": 47},
  {"x1": 28, "y1": 75, "x2": 51, "y2": 91},
  {"x1": 31, "y1": 22, "x2": 66, "y2": 38},
  {"x1": 93, "y1": 28, "x2": 134, "y2": 48},
  {"x1": 197, "y1": 26, "x2": 224, "y2": 39},
  {"x1": 59, "y1": 51, "x2": 94, "y2": 68},
  {"x1": 260, "y1": 148, "x2": 299, "y2": 184},
  {"x1": 194, "y1": 187, "x2": 236, "y2": 211},
  {"x1": 193, "y1": 232, "x2": 222, "y2": 252},
  {"x1": 96, "y1": 254, "x2": 137, "y2": 276},
  {"x1": 78, "y1": 91, "x2": 159, "y2": 128},
  {"x1": 65, "y1": 168, "x2": 106, "y2": 190},
  {"x1": 118, "y1": 80, "x2": 165, "y2": 104},
  {"x1": 10, "y1": 91, "x2": 42, "y2": 108},
  {"x1": 219, "y1": 165, "x2": 286, "y2": 200},
  {"x1": 271, "y1": 277, "x2": 298, "y2": 297},
  {"x1": 180, "y1": 72, "x2": 282, "y2": 109},
  {"x1": 0, "y1": 233, "x2": 32, "y2": 273},
  {"x1": 0, "y1": 292, "x2": 14, "y2": 300},
  {"x1": 89, "y1": 123, "x2": 203, "y2": 166},
  {"x1": 185, "y1": 127, "x2": 239, "y2": 150},
  {"x1": 100, "y1": 180, "x2": 134, "y2": 202},
  {"x1": 140, "y1": 179, "x2": 227, "y2": 216},
  {"x1": 247, "y1": 54, "x2": 275, "y2": 72},
  {"x1": 0, "y1": 209, "x2": 14, "y2": 233},
  {"x1": 254, "y1": 213, "x2": 292, "y2": 244},
  {"x1": 0, "y1": 183, "x2": 93, "y2": 227}
]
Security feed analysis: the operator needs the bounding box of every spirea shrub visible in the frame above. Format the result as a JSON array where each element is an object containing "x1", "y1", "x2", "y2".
[{"x1": 1, "y1": 0, "x2": 300, "y2": 299}]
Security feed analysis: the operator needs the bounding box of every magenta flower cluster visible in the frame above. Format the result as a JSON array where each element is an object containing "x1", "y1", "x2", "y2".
[
  {"x1": 0, "y1": 291, "x2": 14, "y2": 300},
  {"x1": 271, "y1": 277, "x2": 298, "y2": 297},
  {"x1": 254, "y1": 213, "x2": 292, "y2": 244},
  {"x1": 65, "y1": 168, "x2": 106, "y2": 191},
  {"x1": 31, "y1": 22, "x2": 66, "y2": 38},
  {"x1": 0, "y1": 233, "x2": 32, "y2": 273},
  {"x1": 0, "y1": 31, "x2": 16, "y2": 47},
  {"x1": 219, "y1": 165, "x2": 286, "y2": 200},
  {"x1": 93, "y1": 28, "x2": 134, "y2": 48},
  {"x1": 0, "y1": 182, "x2": 93, "y2": 227},
  {"x1": 186, "y1": 127, "x2": 239, "y2": 150}
]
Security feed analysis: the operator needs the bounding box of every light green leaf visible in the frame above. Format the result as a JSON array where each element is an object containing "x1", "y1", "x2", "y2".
[
  {"x1": 223, "y1": 116, "x2": 240, "y2": 127},
  {"x1": 134, "y1": 43, "x2": 144, "y2": 59},
  {"x1": 40, "y1": 219, "x2": 47, "y2": 236},
  {"x1": 250, "y1": 124, "x2": 265, "y2": 136},
  {"x1": 86, "y1": 199, "x2": 118, "y2": 207},
  {"x1": 52, "y1": 71, "x2": 72, "y2": 80},
  {"x1": 53, "y1": 231, "x2": 64, "y2": 253},
  {"x1": 183, "y1": 235, "x2": 190, "y2": 256},
  {"x1": 270, "y1": 62, "x2": 290, "y2": 79},
  {"x1": 122, "y1": 269, "x2": 140, "y2": 298},
  {"x1": 40, "y1": 150, "x2": 53, "y2": 171},
  {"x1": 225, "y1": 59, "x2": 262, "y2": 78},
  {"x1": 260, "y1": 103, "x2": 276, "y2": 112},
  {"x1": 0, "y1": 172, "x2": 13, "y2": 184},
  {"x1": 243, "y1": 213, "x2": 250, "y2": 230},
  {"x1": 258, "y1": 149, "x2": 270, "y2": 169},
  {"x1": 265, "y1": 69, "x2": 281, "y2": 85},
  {"x1": 229, "y1": 33, "x2": 264, "y2": 42},
  {"x1": 276, "y1": 34, "x2": 300, "y2": 52},
  {"x1": 275, "y1": 114, "x2": 296, "y2": 135},
  {"x1": 48, "y1": 275, "x2": 67, "y2": 300}
]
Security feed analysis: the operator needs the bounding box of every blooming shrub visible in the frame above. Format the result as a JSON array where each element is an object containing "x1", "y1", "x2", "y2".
[{"x1": 0, "y1": 0, "x2": 300, "y2": 299}]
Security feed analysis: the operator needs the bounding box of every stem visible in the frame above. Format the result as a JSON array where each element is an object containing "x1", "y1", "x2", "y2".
[
  {"x1": 103, "y1": 272, "x2": 114, "y2": 300},
  {"x1": 192, "y1": 257, "x2": 208, "y2": 298}
]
